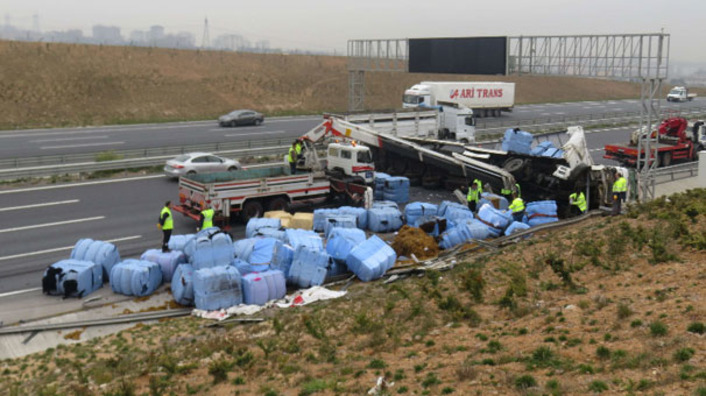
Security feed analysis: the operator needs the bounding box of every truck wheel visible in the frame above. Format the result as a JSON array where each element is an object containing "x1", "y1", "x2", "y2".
[
  {"x1": 659, "y1": 152, "x2": 672, "y2": 167},
  {"x1": 502, "y1": 157, "x2": 527, "y2": 174},
  {"x1": 267, "y1": 197, "x2": 290, "y2": 212},
  {"x1": 241, "y1": 200, "x2": 264, "y2": 222},
  {"x1": 460, "y1": 138, "x2": 469, "y2": 144}
]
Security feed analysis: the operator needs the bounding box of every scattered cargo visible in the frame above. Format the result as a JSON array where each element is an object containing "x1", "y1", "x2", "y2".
[
  {"x1": 285, "y1": 229, "x2": 323, "y2": 251},
  {"x1": 383, "y1": 176, "x2": 410, "y2": 203},
  {"x1": 70, "y1": 238, "x2": 120, "y2": 281},
  {"x1": 241, "y1": 270, "x2": 287, "y2": 306},
  {"x1": 367, "y1": 206, "x2": 404, "y2": 233},
  {"x1": 347, "y1": 235, "x2": 397, "y2": 282},
  {"x1": 171, "y1": 264, "x2": 195, "y2": 306},
  {"x1": 140, "y1": 249, "x2": 186, "y2": 284},
  {"x1": 167, "y1": 234, "x2": 195, "y2": 253},
  {"x1": 110, "y1": 259, "x2": 163, "y2": 297},
  {"x1": 189, "y1": 232, "x2": 234, "y2": 270},
  {"x1": 476, "y1": 204, "x2": 513, "y2": 237},
  {"x1": 246, "y1": 218, "x2": 282, "y2": 238},
  {"x1": 391, "y1": 225, "x2": 439, "y2": 260},
  {"x1": 505, "y1": 221, "x2": 531, "y2": 236},
  {"x1": 525, "y1": 201, "x2": 559, "y2": 227},
  {"x1": 42, "y1": 259, "x2": 103, "y2": 298},
  {"x1": 326, "y1": 228, "x2": 367, "y2": 262},
  {"x1": 502, "y1": 129, "x2": 534, "y2": 155},
  {"x1": 193, "y1": 266, "x2": 243, "y2": 311},
  {"x1": 323, "y1": 215, "x2": 357, "y2": 238},
  {"x1": 404, "y1": 202, "x2": 438, "y2": 226}
]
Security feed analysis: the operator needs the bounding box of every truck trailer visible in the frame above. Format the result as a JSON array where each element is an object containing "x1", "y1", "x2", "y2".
[{"x1": 403, "y1": 81, "x2": 515, "y2": 117}]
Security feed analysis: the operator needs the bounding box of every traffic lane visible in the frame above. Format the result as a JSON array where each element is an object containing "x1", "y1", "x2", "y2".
[
  {"x1": 0, "y1": 117, "x2": 321, "y2": 158},
  {"x1": 0, "y1": 176, "x2": 247, "y2": 294},
  {"x1": 584, "y1": 127, "x2": 632, "y2": 165},
  {"x1": 479, "y1": 97, "x2": 705, "y2": 126}
]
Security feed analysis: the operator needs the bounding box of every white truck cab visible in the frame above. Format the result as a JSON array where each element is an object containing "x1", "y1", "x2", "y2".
[
  {"x1": 403, "y1": 84, "x2": 432, "y2": 108},
  {"x1": 437, "y1": 101, "x2": 476, "y2": 143},
  {"x1": 667, "y1": 86, "x2": 697, "y2": 102},
  {"x1": 326, "y1": 142, "x2": 375, "y2": 183}
]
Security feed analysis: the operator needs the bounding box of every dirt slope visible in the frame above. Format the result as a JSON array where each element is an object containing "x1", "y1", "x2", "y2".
[
  {"x1": 2, "y1": 189, "x2": 706, "y2": 395},
  {"x1": 0, "y1": 40, "x2": 647, "y2": 129}
]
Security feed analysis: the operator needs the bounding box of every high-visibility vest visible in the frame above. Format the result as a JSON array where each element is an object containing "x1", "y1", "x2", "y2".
[
  {"x1": 613, "y1": 176, "x2": 627, "y2": 193},
  {"x1": 295, "y1": 142, "x2": 302, "y2": 155},
  {"x1": 501, "y1": 183, "x2": 521, "y2": 197},
  {"x1": 569, "y1": 192, "x2": 587, "y2": 212},
  {"x1": 467, "y1": 179, "x2": 482, "y2": 202},
  {"x1": 161, "y1": 206, "x2": 173, "y2": 230},
  {"x1": 508, "y1": 197, "x2": 525, "y2": 213},
  {"x1": 201, "y1": 208, "x2": 214, "y2": 229},
  {"x1": 287, "y1": 147, "x2": 296, "y2": 163}
]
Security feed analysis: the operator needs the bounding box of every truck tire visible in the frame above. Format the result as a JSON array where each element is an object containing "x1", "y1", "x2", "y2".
[
  {"x1": 659, "y1": 152, "x2": 672, "y2": 167},
  {"x1": 502, "y1": 157, "x2": 527, "y2": 174},
  {"x1": 460, "y1": 138, "x2": 469, "y2": 144},
  {"x1": 267, "y1": 197, "x2": 290, "y2": 212},
  {"x1": 241, "y1": 200, "x2": 264, "y2": 222}
]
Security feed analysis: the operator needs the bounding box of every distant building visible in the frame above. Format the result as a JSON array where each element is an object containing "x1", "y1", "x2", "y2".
[
  {"x1": 92, "y1": 25, "x2": 122, "y2": 44},
  {"x1": 149, "y1": 25, "x2": 165, "y2": 43}
]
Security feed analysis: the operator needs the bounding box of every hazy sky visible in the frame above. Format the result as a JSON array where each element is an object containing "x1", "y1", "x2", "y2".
[{"x1": 2, "y1": 0, "x2": 705, "y2": 62}]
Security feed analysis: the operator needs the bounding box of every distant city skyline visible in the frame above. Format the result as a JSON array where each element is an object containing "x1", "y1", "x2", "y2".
[{"x1": 1, "y1": 0, "x2": 705, "y2": 64}]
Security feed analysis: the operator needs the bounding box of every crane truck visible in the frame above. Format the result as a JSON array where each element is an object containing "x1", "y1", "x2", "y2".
[{"x1": 604, "y1": 118, "x2": 706, "y2": 167}]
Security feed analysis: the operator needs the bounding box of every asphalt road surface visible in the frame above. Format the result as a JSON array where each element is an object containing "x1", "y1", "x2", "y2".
[
  {"x1": 0, "y1": 124, "x2": 637, "y2": 296},
  {"x1": 1, "y1": 98, "x2": 703, "y2": 159}
]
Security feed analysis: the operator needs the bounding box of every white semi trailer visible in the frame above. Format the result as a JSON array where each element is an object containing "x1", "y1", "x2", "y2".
[{"x1": 403, "y1": 81, "x2": 515, "y2": 117}]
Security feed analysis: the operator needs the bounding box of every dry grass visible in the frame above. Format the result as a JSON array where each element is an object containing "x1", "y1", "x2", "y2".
[
  {"x1": 3, "y1": 189, "x2": 706, "y2": 395},
  {"x1": 0, "y1": 40, "x2": 655, "y2": 130}
]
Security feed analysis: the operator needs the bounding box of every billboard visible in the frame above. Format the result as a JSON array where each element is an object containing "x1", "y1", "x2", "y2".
[{"x1": 408, "y1": 37, "x2": 507, "y2": 75}]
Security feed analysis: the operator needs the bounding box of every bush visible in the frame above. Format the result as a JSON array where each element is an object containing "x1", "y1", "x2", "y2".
[
  {"x1": 649, "y1": 321, "x2": 669, "y2": 337},
  {"x1": 687, "y1": 322, "x2": 706, "y2": 335},
  {"x1": 588, "y1": 380, "x2": 609, "y2": 393},
  {"x1": 674, "y1": 348, "x2": 695, "y2": 362},
  {"x1": 514, "y1": 374, "x2": 537, "y2": 389},
  {"x1": 596, "y1": 346, "x2": 611, "y2": 360},
  {"x1": 95, "y1": 151, "x2": 123, "y2": 162},
  {"x1": 208, "y1": 359, "x2": 233, "y2": 384}
]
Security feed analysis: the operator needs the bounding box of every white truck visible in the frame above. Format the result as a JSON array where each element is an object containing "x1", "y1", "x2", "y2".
[
  {"x1": 403, "y1": 81, "x2": 515, "y2": 118},
  {"x1": 666, "y1": 86, "x2": 697, "y2": 102},
  {"x1": 330, "y1": 106, "x2": 477, "y2": 143}
]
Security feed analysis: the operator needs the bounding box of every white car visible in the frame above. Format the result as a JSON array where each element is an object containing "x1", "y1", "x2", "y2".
[{"x1": 164, "y1": 152, "x2": 242, "y2": 178}]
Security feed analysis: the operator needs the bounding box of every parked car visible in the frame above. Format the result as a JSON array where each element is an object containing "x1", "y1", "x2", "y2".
[
  {"x1": 218, "y1": 109, "x2": 264, "y2": 127},
  {"x1": 164, "y1": 152, "x2": 242, "y2": 178}
]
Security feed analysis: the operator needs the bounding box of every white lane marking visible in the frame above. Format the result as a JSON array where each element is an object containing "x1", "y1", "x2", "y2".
[
  {"x1": 0, "y1": 123, "x2": 218, "y2": 138},
  {"x1": 540, "y1": 113, "x2": 552, "y2": 116},
  {"x1": 224, "y1": 130, "x2": 286, "y2": 137},
  {"x1": 554, "y1": 112, "x2": 566, "y2": 115},
  {"x1": 31, "y1": 136, "x2": 109, "y2": 143},
  {"x1": 0, "y1": 174, "x2": 165, "y2": 195},
  {"x1": 0, "y1": 287, "x2": 42, "y2": 298},
  {"x1": 0, "y1": 216, "x2": 105, "y2": 234},
  {"x1": 0, "y1": 235, "x2": 142, "y2": 262},
  {"x1": 40, "y1": 142, "x2": 125, "y2": 150},
  {"x1": 0, "y1": 199, "x2": 79, "y2": 212}
]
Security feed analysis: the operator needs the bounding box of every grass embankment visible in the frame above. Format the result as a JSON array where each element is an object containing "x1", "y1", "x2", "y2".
[
  {"x1": 2, "y1": 189, "x2": 706, "y2": 395},
  {"x1": 0, "y1": 40, "x2": 650, "y2": 130}
]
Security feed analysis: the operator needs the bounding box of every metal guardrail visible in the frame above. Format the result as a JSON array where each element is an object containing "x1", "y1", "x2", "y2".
[
  {"x1": 654, "y1": 162, "x2": 699, "y2": 184},
  {"x1": 475, "y1": 106, "x2": 706, "y2": 136},
  {"x1": 2, "y1": 106, "x2": 706, "y2": 180},
  {"x1": 0, "y1": 138, "x2": 291, "y2": 169},
  {"x1": 0, "y1": 146, "x2": 288, "y2": 181}
]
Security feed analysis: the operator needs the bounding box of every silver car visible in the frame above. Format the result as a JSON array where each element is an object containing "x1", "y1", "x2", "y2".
[
  {"x1": 164, "y1": 152, "x2": 242, "y2": 178},
  {"x1": 218, "y1": 109, "x2": 264, "y2": 127}
]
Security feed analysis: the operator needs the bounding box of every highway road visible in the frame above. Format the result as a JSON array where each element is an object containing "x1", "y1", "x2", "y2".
[
  {"x1": 0, "y1": 124, "x2": 635, "y2": 296},
  {"x1": 1, "y1": 98, "x2": 703, "y2": 159}
]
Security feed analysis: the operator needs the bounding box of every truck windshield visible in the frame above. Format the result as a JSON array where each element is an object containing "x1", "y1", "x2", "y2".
[
  {"x1": 464, "y1": 116, "x2": 475, "y2": 126},
  {"x1": 357, "y1": 150, "x2": 373, "y2": 164},
  {"x1": 403, "y1": 94, "x2": 421, "y2": 105},
  {"x1": 669, "y1": 89, "x2": 681, "y2": 95}
]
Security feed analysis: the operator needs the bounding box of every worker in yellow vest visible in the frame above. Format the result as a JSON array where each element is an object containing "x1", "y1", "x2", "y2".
[
  {"x1": 287, "y1": 141, "x2": 298, "y2": 174},
  {"x1": 508, "y1": 192, "x2": 526, "y2": 223},
  {"x1": 200, "y1": 205, "x2": 215, "y2": 230},
  {"x1": 295, "y1": 139, "x2": 303, "y2": 159},
  {"x1": 466, "y1": 179, "x2": 482, "y2": 212},
  {"x1": 612, "y1": 171, "x2": 627, "y2": 216},
  {"x1": 569, "y1": 190, "x2": 587, "y2": 216},
  {"x1": 158, "y1": 201, "x2": 173, "y2": 252}
]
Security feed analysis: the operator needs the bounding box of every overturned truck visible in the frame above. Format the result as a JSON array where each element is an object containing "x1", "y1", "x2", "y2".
[{"x1": 316, "y1": 117, "x2": 619, "y2": 217}]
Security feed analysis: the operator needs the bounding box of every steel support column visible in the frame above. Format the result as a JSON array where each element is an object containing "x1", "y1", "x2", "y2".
[{"x1": 348, "y1": 70, "x2": 365, "y2": 112}]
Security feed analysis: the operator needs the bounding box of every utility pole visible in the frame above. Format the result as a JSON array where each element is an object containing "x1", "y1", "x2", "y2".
[{"x1": 201, "y1": 17, "x2": 210, "y2": 49}]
